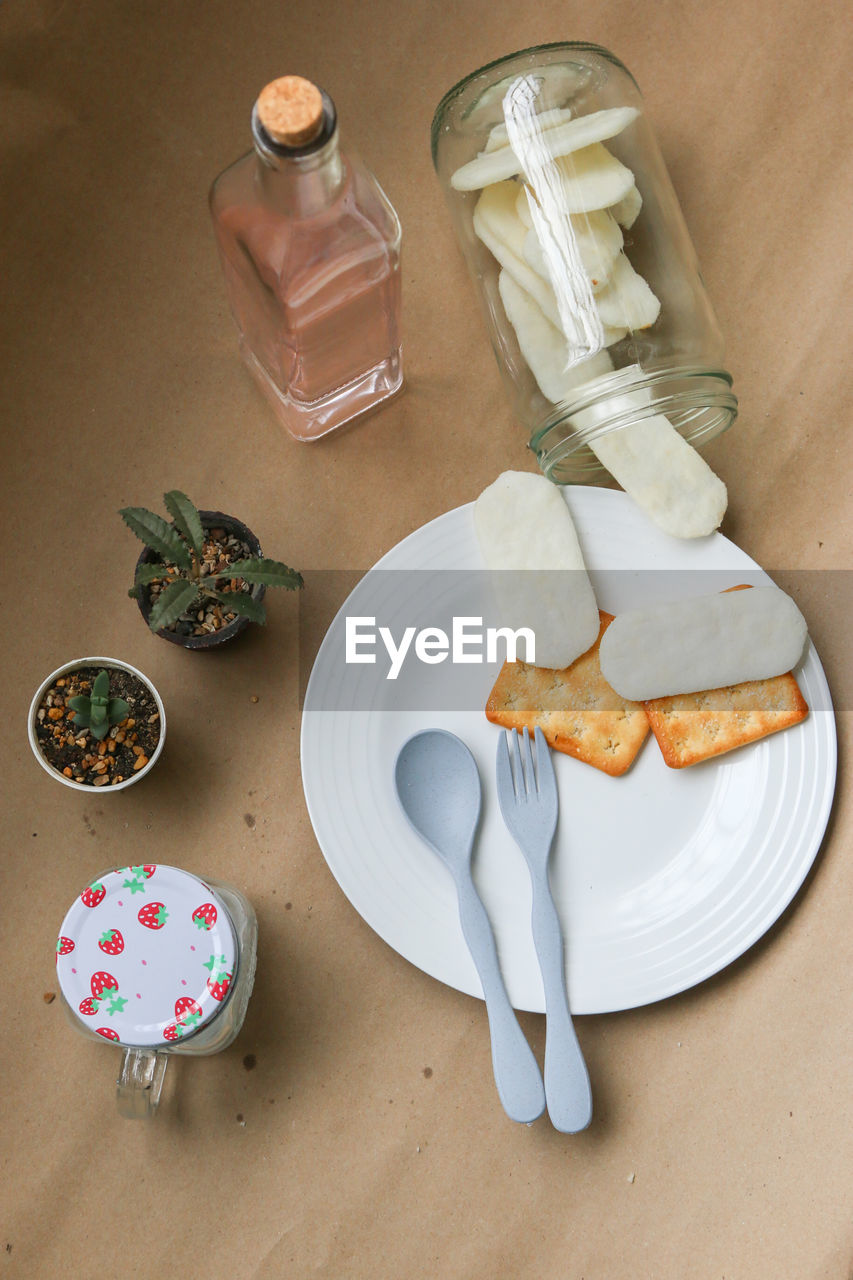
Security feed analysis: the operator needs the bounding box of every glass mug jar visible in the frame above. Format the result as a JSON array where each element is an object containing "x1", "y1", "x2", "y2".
[
  {"x1": 55, "y1": 864, "x2": 257, "y2": 1118},
  {"x1": 431, "y1": 43, "x2": 737, "y2": 483}
]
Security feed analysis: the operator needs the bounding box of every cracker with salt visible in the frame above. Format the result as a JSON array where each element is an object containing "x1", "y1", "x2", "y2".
[
  {"x1": 485, "y1": 611, "x2": 650, "y2": 776},
  {"x1": 645, "y1": 672, "x2": 808, "y2": 769}
]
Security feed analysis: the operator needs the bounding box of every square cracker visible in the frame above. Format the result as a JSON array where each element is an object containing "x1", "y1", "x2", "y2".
[
  {"x1": 485, "y1": 611, "x2": 650, "y2": 776},
  {"x1": 645, "y1": 672, "x2": 808, "y2": 769}
]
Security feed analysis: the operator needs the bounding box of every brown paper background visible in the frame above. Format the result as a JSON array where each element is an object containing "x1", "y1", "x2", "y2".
[{"x1": 2, "y1": 1, "x2": 851, "y2": 1276}]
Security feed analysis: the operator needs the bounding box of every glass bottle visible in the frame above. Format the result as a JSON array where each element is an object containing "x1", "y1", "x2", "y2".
[
  {"x1": 431, "y1": 43, "x2": 737, "y2": 484},
  {"x1": 210, "y1": 76, "x2": 403, "y2": 442}
]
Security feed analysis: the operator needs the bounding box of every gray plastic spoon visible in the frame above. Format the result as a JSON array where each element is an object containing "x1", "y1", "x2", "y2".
[{"x1": 395, "y1": 730, "x2": 545, "y2": 1124}]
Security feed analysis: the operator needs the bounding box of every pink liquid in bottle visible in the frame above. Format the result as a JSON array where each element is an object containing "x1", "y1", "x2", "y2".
[{"x1": 210, "y1": 78, "x2": 402, "y2": 441}]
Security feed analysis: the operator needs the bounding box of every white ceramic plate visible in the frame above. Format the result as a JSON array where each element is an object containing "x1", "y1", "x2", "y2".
[{"x1": 300, "y1": 488, "x2": 836, "y2": 1014}]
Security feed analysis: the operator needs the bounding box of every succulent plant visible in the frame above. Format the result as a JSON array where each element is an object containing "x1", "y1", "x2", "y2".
[
  {"x1": 67, "y1": 670, "x2": 130, "y2": 741},
  {"x1": 120, "y1": 491, "x2": 303, "y2": 634}
]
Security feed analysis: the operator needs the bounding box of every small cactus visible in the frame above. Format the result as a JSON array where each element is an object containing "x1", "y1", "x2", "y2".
[{"x1": 67, "y1": 671, "x2": 130, "y2": 742}]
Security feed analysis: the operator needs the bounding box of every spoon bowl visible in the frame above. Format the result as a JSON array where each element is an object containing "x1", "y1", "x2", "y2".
[{"x1": 395, "y1": 729, "x2": 481, "y2": 867}]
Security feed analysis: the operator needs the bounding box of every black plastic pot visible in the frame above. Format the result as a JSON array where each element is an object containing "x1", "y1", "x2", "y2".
[{"x1": 135, "y1": 510, "x2": 266, "y2": 650}]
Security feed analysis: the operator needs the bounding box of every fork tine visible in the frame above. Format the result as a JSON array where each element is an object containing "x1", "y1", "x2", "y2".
[
  {"x1": 507, "y1": 730, "x2": 517, "y2": 797},
  {"x1": 521, "y1": 727, "x2": 536, "y2": 798},
  {"x1": 496, "y1": 729, "x2": 516, "y2": 801},
  {"x1": 532, "y1": 726, "x2": 557, "y2": 804},
  {"x1": 511, "y1": 729, "x2": 528, "y2": 802}
]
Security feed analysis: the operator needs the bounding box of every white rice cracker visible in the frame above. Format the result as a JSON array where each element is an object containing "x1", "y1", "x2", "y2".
[
  {"x1": 473, "y1": 470, "x2": 600, "y2": 669},
  {"x1": 451, "y1": 106, "x2": 638, "y2": 191},
  {"x1": 598, "y1": 584, "x2": 808, "y2": 701},
  {"x1": 590, "y1": 413, "x2": 727, "y2": 539}
]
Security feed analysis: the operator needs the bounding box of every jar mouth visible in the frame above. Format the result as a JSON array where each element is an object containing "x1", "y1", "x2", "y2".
[
  {"x1": 430, "y1": 41, "x2": 639, "y2": 166},
  {"x1": 532, "y1": 367, "x2": 738, "y2": 484}
]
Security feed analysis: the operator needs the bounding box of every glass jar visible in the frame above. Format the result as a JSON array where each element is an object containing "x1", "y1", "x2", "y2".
[
  {"x1": 55, "y1": 864, "x2": 258, "y2": 1118},
  {"x1": 210, "y1": 76, "x2": 403, "y2": 442},
  {"x1": 431, "y1": 43, "x2": 737, "y2": 483}
]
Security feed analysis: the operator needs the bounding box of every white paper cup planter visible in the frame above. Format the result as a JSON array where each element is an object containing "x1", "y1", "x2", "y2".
[
  {"x1": 55, "y1": 865, "x2": 258, "y2": 1118},
  {"x1": 28, "y1": 657, "x2": 166, "y2": 792}
]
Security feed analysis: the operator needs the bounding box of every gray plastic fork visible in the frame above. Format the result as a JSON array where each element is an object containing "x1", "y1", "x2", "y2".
[{"x1": 496, "y1": 727, "x2": 593, "y2": 1133}]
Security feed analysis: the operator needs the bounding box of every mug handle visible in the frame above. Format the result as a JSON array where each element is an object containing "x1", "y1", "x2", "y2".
[{"x1": 116, "y1": 1047, "x2": 168, "y2": 1119}]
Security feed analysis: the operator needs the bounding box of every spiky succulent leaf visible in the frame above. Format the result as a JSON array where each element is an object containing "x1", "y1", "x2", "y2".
[
  {"x1": 134, "y1": 563, "x2": 172, "y2": 587},
  {"x1": 119, "y1": 507, "x2": 192, "y2": 571},
  {"x1": 210, "y1": 589, "x2": 267, "y2": 625},
  {"x1": 226, "y1": 558, "x2": 304, "y2": 589},
  {"x1": 108, "y1": 698, "x2": 130, "y2": 725},
  {"x1": 67, "y1": 695, "x2": 89, "y2": 714},
  {"x1": 163, "y1": 491, "x2": 204, "y2": 557},
  {"x1": 147, "y1": 578, "x2": 201, "y2": 633}
]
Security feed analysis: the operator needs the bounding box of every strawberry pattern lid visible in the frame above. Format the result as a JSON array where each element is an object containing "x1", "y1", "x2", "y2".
[{"x1": 55, "y1": 864, "x2": 237, "y2": 1048}]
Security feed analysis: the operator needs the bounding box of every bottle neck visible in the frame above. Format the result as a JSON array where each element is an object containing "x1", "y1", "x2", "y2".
[{"x1": 251, "y1": 98, "x2": 345, "y2": 217}]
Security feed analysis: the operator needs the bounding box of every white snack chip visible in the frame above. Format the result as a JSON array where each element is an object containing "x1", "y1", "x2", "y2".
[
  {"x1": 589, "y1": 413, "x2": 727, "y2": 539},
  {"x1": 543, "y1": 144, "x2": 636, "y2": 216},
  {"x1": 598, "y1": 585, "x2": 808, "y2": 701},
  {"x1": 473, "y1": 470, "x2": 600, "y2": 670},
  {"x1": 498, "y1": 270, "x2": 616, "y2": 402},
  {"x1": 484, "y1": 107, "x2": 574, "y2": 153},
  {"x1": 610, "y1": 184, "x2": 642, "y2": 228},
  {"x1": 474, "y1": 181, "x2": 562, "y2": 326},
  {"x1": 521, "y1": 211, "x2": 623, "y2": 291},
  {"x1": 592, "y1": 252, "x2": 660, "y2": 331},
  {"x1": 475, "y1": 188, "x2": 627, "y2": 347},
  {"x1": 451, "y1": 106, "x2": 639, "y2": 191}
]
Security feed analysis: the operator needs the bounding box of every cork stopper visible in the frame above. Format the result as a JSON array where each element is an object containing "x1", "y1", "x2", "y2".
[{"x1": 256, "y1": 76, "x2": 324, "y2": 148}]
